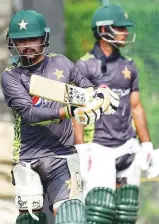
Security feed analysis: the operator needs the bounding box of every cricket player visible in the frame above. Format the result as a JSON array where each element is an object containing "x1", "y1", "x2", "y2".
[
  {"x1": 74, "y1": 4, "x2": 155, "y2": 224},
  {"x1": 1, "y1": 10, "x2": 119, "y2": 224}
]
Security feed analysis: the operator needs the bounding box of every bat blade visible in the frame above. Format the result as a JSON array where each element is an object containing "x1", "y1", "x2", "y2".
[
  {"x1": 30, "y1": 75, "x2": 68, "y2": 104},
  {"x1": 29, "y1": 75, "x2": 94, "y2": 106}
]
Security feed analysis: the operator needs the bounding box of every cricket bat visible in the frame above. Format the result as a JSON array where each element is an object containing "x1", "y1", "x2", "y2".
[{"x1": 29, "y1": 75, "x2": 95, "y2": 106}]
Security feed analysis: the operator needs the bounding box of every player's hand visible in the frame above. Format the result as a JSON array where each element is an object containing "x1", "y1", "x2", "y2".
[
  {"x1": 65, "y1": 98, "x2": 103, "y2": 125},
  {"x1": 95, "y1": 85, "x2": 120, "y2": 115},
  {"x1": 147, "y1": 148, "x2": 159, "y2": 178},
  {"x1": 140, "y1": 142, "x2": 159, "y2": 178},
  {"x1": 140, "y1": 142, "x2": 154, "y2": 171}
]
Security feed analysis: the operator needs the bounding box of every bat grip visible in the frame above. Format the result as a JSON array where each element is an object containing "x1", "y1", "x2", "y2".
[
  {"x1": 65, "y1": 105, "x2": 78, "y2": 119},
  {"x1": 70, "y1": 105, "x2": 78, "y2": 117}
]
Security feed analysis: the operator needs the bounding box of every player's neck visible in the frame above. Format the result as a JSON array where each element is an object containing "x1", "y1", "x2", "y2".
[{"x1": 100, "y1": 40, "x2": 114, "y2": 57}]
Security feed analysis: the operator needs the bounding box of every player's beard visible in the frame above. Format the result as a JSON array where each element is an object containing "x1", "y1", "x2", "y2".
[{"x1": 21, "y1": 47, "x2": 44, "y2": 67}]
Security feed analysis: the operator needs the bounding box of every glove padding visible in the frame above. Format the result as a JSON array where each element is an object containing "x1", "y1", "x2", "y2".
[
  {"x1": 95, "y1": 86, "x2": 120, "y2": 115},
  {"x1": 70, "y1": 98, "x2": 103, "y2": 125}
]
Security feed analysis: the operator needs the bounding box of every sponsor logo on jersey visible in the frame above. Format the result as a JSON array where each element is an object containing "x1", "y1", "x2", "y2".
[
  {"x1": 112, "y1": 88, "x2": 131, "y2": 98},
  {"x1": 32, "y1": 96, "x2": 42, "y2": 107}
]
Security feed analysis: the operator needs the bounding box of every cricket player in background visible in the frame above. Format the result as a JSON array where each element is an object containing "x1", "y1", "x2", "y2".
[
  {"x1": 1, "y1": 9, "x2": 119, "y2": 224},
  {"x1": 74, "y1": 4, "x2": 156, "y2": 224}
]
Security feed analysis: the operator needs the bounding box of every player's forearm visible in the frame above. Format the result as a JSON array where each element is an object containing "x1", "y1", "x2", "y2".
[
  {"x1": 59, "y1": 107, "x2": 71, "y2": 120},
  {"x1": 132, "y1": 104, "x2": 150, "y2": 142},
  {"x1": 72, "y1": 118, "x2": 85, "y2": 144},
  {"x1": 21, "y1": 106, "x2": 62, "y2": 124}
]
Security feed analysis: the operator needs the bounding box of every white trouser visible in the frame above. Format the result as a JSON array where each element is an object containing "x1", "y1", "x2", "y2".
[{"x1": 76, "y1": 138, "x2": 142, "y2": 200}]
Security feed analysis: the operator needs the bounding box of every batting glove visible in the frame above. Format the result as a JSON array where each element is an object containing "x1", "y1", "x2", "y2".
[
  {"x1": 65, "y1": 98, "x2": 103, "y2": 125},
  {"x1": 95, "y1": 85, "x2": 120, "y2": 115}
]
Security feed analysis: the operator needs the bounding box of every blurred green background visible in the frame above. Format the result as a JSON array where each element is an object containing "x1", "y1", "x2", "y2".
[{"x1": 64, "y1": 0, "x2": 159, "y2": 223}]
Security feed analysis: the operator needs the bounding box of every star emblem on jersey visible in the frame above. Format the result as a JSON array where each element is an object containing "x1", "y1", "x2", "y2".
[
  {"x1": 65, "y1": 179, "x2": 71, "y2": 190},
  {"x1": 53, "y1": 69, "x2": 64, "y2": 80},
  {"x1": 122, "y1": 66, "x2": 131, "y2": 79},
  {"x1": 18, "y1": 20, "x2": 28, "y2": 30}
]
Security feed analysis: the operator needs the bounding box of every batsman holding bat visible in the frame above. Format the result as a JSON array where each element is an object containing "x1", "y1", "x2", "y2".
[
  {"x1": 1, "y1": 10, "x2": 119, "y2": 224},
  {"x1": 74, "y1": 4, "x2": 157, "y2": 224}
]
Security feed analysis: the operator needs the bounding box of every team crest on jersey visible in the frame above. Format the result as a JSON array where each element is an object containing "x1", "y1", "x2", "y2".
[
  {"x1": 52, "y1": 68, "x2": 64, "y2": 80},
  {"x1": 122, "y1": 66, "x2": 131, "y2": 79}
]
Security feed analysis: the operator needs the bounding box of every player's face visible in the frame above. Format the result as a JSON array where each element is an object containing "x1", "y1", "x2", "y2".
[
  {"x1": 14, "y1": 37, "x2": 44, "y2": 62},
  {"x1": 113, "y1": 26, "x2": 129, "y2": 46}
]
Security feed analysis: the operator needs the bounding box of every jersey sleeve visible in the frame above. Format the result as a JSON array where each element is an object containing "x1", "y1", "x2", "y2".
[
  {"x1": 70, "y1": 63, "x2": 94, "y2": 88},
  {"x1": 131, "y1": 61, "x2": 139, "y2": 92},
  {"x1": 1, "y1": 71, "x2": 60, "y2": 124},
  {"x1": 64, "y1": 57, "x2": 93, "y2": 88},
  {"x1": 75, "y1": 60, "x2": 90, "y2": 79}
]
